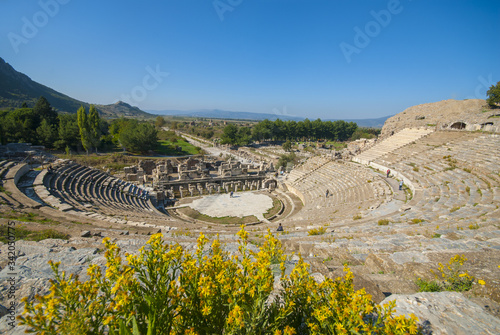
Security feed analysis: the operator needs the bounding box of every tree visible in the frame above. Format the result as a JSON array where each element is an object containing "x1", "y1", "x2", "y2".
[
  {"x1": 155, "y1": 116, "x2": 166, "y2": 128},
  {"x1": 252, "y1": 119, "x2": 272, "y2": 142},
  {"x1": 221, "y1": 124, "x2": 238, "y2": 145},
  {"x1": 34, "y1": 96, "x2": 58, "y2": 125},
  {"x1": 88, "y1": 105, "x2": 102, "y2": 153},
  {"x1": 487, "y1": 81, "x2": 500, "y2": 108},
  {"x1": 236, "y1": 126, "x2": 251, "y2": 146},
  {"x1": 54, "y1": 114, "x2": 80, "y2": 151},
  {"x1": 282, "y1": 140, "x2": 292, "y2": 152},
  {"x1": 77, "y1": 106, "x2": 91, "y2": 154},
  {"x1": 2, "y1": 108, "x2": 40, "y2": 144},
  {"x1": 277, "y1": 152, "x2": 297, "y2": 170},
  {"x1": 119, "y1": 120, "x2": 158, "y2": 153},
  {"x1": 36, "y1": 119, "x2": 58, "y2": 148}
]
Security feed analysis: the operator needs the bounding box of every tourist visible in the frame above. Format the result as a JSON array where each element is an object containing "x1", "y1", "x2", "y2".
[
  {"x1": 325, "y1": 189, "x2": 329, "y2": 198},
  {"x1": 386, "y1": 169, "x2": 391, "y2": 178},
  {"x1": 277, "y1": 223, "x2": 283, "y2": 232},
  {"x1": 399, "y1": 180, "x2": 403, "y2": 190},
  {"x1": 230, "y1": 191, "x2": 234, "y2": 198}
]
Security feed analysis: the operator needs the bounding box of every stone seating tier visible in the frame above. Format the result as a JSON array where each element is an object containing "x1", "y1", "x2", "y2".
[
  {"x1": 367, "y1": 132, "x2": 500, "y2": 226},
  {"x1": 353, "y1": 128, "x2": 434, "y2": 165},
  {"x1": 37, "y1": 161, "x2": 163, "y2": 222}
]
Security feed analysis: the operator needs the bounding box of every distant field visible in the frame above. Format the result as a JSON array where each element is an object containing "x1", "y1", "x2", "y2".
[{"x1": 156, "y1": 139, "x2": 203, "y2": 155}]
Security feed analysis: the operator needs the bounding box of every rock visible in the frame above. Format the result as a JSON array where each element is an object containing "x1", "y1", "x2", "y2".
[
  {"x1": 382, "y1": 291, "x2": 500, "y2": 335},
  {"x1": 310, "y1": 272, "x2": 325, "y2": 283},
  {"x1": 0, "y1": 304, "x2": 8, "y2": 318},
  {"x1": 92, "y1": 232, "x2": 102, "y2": 237},
  {"x1": 80, "y1": 231, "x2": 91, "y2": 238}
]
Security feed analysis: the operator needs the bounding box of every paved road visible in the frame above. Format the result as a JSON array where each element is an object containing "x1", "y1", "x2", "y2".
[{"x1": 179, "y1": 133, "x2": 255, "y2": 165}]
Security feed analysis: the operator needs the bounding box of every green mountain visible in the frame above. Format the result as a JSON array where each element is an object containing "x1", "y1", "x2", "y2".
[{"x1": 0, "y1": 57, "x2": 151, "y2": 118}]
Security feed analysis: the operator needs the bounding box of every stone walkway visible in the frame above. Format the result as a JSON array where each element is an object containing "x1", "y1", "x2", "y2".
[
  {"x1": 385, "y1": 176, "x2": 407, "y2": 201},
  {"x1": 188, "y1": 192, "x2": 273, "y2": 221}
]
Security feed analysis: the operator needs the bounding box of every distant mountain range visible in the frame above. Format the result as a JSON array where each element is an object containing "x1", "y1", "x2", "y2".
[
  {"x1": 149, "y1": 109, "x2": 391, "y2": 128},
  {"x1": 0, "y1": 57, "x2": 151, "y2": 118},
  {"x1": 0, "y1": 56, "x2": 390, "y2": 127}
]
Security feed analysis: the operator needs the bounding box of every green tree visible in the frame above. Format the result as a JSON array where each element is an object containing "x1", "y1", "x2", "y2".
[
  {"x1": 284, "y1": 120, "x2": 297, "y2": 140},
  {"x1": 221, "y1": 124, "x2": 238, "y2": 145},
  {"x1": 34, "y1": 96, "x2": 58, "y2": 125},
  {"x1": 88, "y1": 105, "x2": 102, "y2": 153},
  {"x1": 277, "y1": 152, "x2": 297, "y2": 170},
  {"x1": 252, "y1": 119, "x2": 272, "y2": 142},
  {"x1": 77, "y1": 106, "x2": 91, "y2": 154},
  {"x1": 155, "y1": 116, "x2": 166, "y2": 128},
  {"x1": 282, "y1": 140, "x2": 292, "y2": 152},
  {"x1": 2, "y1": 108, "x2": 40, "y2": 144},
  {"x1": 36, "y1": 119, "x2": 58, "y2": 148},
  {"x1": 54, "y1": 114, "x2": 80, "y2": 151},
  {"x1": 119, "y1": 120, "x2": 158, "y2": 153},
  {"x1": 236, "y1": 126, "x2": 251, "y2": 146},
  {"x1": 487, "y1": 81, "x2": 500, "y2": 108}
]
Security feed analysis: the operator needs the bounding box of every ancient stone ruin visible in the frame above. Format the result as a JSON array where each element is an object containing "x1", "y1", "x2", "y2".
[{"x1": 1, "y1": 99, "x2": 500, "y2": 334}]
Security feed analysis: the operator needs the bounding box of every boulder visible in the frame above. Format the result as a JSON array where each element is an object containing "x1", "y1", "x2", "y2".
[
  {"x1": 382, "y1": 291, "x2": 500, "y2": 335},
  {"x1": 80, "y1": 231, "x2": 92, "y2": 238}
]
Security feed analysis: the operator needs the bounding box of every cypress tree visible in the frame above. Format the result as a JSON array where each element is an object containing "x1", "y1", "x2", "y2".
[
  {"x1": 88, "y1": 105, "x2": 102, "y2": 153},
  {"x1": 77, "y1": 106, "x2": 91, "y2": 154}
]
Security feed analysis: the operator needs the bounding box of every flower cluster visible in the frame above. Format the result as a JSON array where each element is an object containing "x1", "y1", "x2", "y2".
[
  {"x1": 417, "y1": 254, "x2": 486, "y2": 293},
  {"x1": 19, "y1": 227, "x2": 420, "y2": 334}
]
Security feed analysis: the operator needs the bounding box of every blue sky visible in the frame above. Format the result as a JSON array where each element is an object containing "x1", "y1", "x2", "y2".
[{"x1": 1, "y1": 0, "x2": 499, "y2": 119}]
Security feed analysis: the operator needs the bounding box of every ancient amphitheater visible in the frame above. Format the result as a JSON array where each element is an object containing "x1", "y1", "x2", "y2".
[{"x1": 1, "y1": 99, "x2": 500, "y2": 334}]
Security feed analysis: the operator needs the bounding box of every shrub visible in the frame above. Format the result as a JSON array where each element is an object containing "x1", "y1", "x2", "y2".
[
  {"x1": 19, "y1": 228, "x2": 420, "y2": 334},
  {"x1": 410, "y1": 218, "x2": 424, "y2": 224},
  {"x1": 308, "y1": 227, "x2": 326, "y2": 236},
  {"x1": 0, "y1": 225, "x2": 68, "y2": 243},
  {"x1": 415, "y1": 278, "x2": 441, "y2": 292},
  {"x1": 422, "y1": 255, "x2": 485, "y2": 293},
  {"x1": 353, "y1": 214, "x2": 362, "y2": 220},
  {"x1": 377, "y1": 219, "x2": 390, "y2": 226}
]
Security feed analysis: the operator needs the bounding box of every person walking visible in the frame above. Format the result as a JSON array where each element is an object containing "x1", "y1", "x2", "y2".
[
  {"x1": 230, "y1": 191, "x2": 234, "y2": 198},
  {"x1": 399, "y1": 180, "x2": 403, "y2": 190},
  {"x1": 386, "y1": 169, "x2": 391, "y2": 178},
  {"x1": 325, "y1": 189, "x2": 329, "y2": 198}
]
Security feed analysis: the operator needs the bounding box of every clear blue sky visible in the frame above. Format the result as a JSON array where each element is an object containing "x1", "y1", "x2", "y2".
[{"x1": 1, "y1": 0, "x2": 499, "y2": 119}]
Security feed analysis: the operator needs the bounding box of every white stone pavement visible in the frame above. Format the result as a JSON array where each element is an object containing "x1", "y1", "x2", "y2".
[
  {"x1": 178, "y1": 132, "x2": 255, "y2": 165},
  {"x1": 188, "y1": 192, "x2": 273, "y2": 221}
]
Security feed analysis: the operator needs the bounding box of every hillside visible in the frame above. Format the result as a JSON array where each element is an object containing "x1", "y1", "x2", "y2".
[
  {"x1": 0, "y1": 57, "x2": 151, "y2": 119},
  {"x1": 380, "y1": 99, "x2": 500, "y2": 138}
]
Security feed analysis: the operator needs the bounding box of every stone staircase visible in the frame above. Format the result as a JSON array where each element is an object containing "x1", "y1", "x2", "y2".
[{"x1": 353, "y1": 128, "x2": 434, "y2": 165}]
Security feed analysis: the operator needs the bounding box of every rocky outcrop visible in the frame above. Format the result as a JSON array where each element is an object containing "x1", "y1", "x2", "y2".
[
  {"x1": 381, "y1": 99, "x2": 500, "y2": 138},
  {"x1": 382, "y1": 291, "x2": 500, "y2": 334}
]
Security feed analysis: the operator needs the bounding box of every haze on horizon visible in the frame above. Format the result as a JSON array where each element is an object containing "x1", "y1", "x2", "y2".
[{"x1": 1, "y1": 0, "x2": 499, "y2": 119}]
